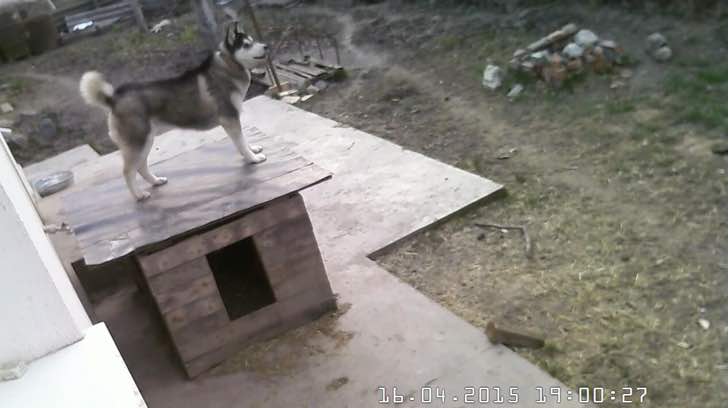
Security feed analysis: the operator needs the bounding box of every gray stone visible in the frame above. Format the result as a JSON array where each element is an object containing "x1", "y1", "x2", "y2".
[
  {"x1": 575, "y1": 29, "x2": 598, "y2": 48},
  {"x1": 482, "y1": 65, "x2": 504, "y2": 90},
  {"x1": 652, "y1": 46, "x2": 673, "y2": 62},
  {"x1": 0, "y1": 102, "x2": 13, "y2": 113},
  {"x1": 517, "y1": 51, "x2": 550, "y2": 73},
  {"x1": 563, "y1": 43, "x2": 584, "y2": 59},
  {"x1": 37, "y1": 116, "x2": 57, "y2": 144},
  {"x1": 646, "y1": 32, "x2": 668, "y2": 52}
]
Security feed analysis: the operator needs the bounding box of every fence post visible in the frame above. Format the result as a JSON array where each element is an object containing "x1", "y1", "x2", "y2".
[
  {"x1": 192, "y1": 0, "x2": 220, "y2": 50},
  {"x1": 127, "y1": 0, "x2": 148, "y2": 32}
]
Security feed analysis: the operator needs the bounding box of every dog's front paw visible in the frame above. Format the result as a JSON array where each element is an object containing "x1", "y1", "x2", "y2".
[
  {"x1": 152, "y1": 177, "x2": 168, "y2": 186},
  {"x1": 247, "y1": 153, "x2": 266, "y2": 164},
  {"x1": 136, "y1": 191, "x2": 152, "y2": 201},
  {"x1": 249, "y1": 144, "x2": 263, "y2": 154}
]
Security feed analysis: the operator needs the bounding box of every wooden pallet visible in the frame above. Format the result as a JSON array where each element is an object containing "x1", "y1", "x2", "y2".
[
  {"x1": 255, "y1": 58, "x2": 345, "y2": 90},
  {"x1": 52, "y1": 0, "x2": 117, "y2": 31},
  {"x1": 64, "y1": 1, "x2": 132, "y2": 32}
]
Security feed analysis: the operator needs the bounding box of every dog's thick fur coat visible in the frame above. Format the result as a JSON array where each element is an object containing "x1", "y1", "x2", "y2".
[{"x1": 80, "y1": 22, "x2": 268, "y2": 201}]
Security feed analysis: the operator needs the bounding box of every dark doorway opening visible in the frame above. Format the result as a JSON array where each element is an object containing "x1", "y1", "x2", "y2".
[{"x1": 207, "y1": 237, "x2": 276, "y2": 320}]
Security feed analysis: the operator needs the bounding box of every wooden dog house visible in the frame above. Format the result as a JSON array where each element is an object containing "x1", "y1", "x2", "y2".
[{"x1": 136, "y1": 193, "x2": 335, "y2": 377}]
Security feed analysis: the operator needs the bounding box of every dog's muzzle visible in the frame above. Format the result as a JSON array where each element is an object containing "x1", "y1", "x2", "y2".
[{"x1": 254, "y1": 44, "x2": 269, "y2": 59}]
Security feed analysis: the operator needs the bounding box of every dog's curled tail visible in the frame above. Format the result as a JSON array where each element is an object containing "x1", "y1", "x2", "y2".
[{"x1": 79, "y1": 71, "x2": 114, "y2": 109}]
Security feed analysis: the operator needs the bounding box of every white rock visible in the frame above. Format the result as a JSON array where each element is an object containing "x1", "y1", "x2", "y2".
[
  {"x1": 646, "y1": 32, "x2": 668, "y2": 52},
  {"x1": 575, "y1": 29, "x2": 599, "y2": 48},
  {"x1": 600, "y1": 40, "x2": 618, "y2": 49},
  {"x1": 698, "y1": 318, "x2": 711, "y2": 330},
  {"x1": 281, "y1": 95, "x2": 301, "y2": 104},
  {"x1": 0, "y1": 361, "x2": 28, "y2": 381},
  {"x1": 0, "y1": 102, "x2": 13, "y2": 113},
  {"x1": 72, "y1": 21, "x2": 93, "y2": 32},
  {"x1": 531, "y1": 50, "x2": 550, "y2": 60},
  {"x1": 507, "y1": 84, "x2": 524, "y2": 99},
  {"x1": 653, "y1": 46, "x2": 672, "y2": 62},
  {"x1": 151, "y1": 19, "x2": 171, "y2": 33},
  {"x1": 563, "y1": 43, "x2": 584, "y2": 59},
  {"x1": 482, "y1": 65, "x2": 504, "y2": 90}
]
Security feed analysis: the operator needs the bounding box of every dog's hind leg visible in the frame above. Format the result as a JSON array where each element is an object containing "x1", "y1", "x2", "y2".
[
  {"x1": 227, "y1": 91, "x2": 263, "y2": 155},
  {"x1": 139, "y1": 158, "x2": 168, "y2": 187},
  {"x1": 123, "y1": 159, "x2": 150, "y2": 201},
  {"x1": 220, "y1": 116, "x2": 266, "y2": 164},
  {"x1": 112, "y1": 113, "x2": 155, "y2": 201}
]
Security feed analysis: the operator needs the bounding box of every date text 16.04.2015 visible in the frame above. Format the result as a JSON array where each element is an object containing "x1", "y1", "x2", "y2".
[{"x1": 377, "y1": 385, "x2": 648, "y2": 405}]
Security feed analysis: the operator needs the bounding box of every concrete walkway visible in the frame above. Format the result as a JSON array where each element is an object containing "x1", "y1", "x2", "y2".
[{"x1": 40, "y1": 96, "x2": 584, "y2": 407}]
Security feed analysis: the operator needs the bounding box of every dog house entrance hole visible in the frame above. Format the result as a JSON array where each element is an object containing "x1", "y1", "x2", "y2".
[{"x1": 206, "y1": 237, "x2": 276, "y2": 320}]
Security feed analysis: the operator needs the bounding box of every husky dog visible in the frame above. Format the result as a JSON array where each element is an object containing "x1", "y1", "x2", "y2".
[{"x1": 79, "y1": 22, "x2": 268, "y2": 201}]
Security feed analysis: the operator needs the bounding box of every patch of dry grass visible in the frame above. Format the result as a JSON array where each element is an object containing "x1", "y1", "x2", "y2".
[{"x1": 208, "y1": 303, "x2": 353, "y2": 378}]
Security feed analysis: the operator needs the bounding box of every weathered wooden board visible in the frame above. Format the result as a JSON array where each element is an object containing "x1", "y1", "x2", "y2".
[
  {"x1": 255, "y1": 214, "x2": 331, "y2": 298},
  {"x1": 183, "y1": 286, "x2": 335, "y2": 378},
  {"x1": 63, "y1": 127, "x2": 331, "y2": 265},
  {"x1": 137, "y1": 194, "x2": 308, "y2": 275}
]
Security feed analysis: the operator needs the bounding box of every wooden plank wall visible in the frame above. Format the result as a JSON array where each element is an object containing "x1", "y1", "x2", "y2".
[{"x1": 137, "y1": 193, "x2": 336, "y2": 378}]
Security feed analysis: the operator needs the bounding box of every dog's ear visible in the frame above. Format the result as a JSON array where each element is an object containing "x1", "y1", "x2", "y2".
[
  {"x1": 234, "y1": 21, "x2": 245, "y2": 35},
  {"x1": 224, "y1": 21, "x2": 237, "y2": 47},
  {"x1": 222, "y1": 6, "x2": 239, "y2": 21}
]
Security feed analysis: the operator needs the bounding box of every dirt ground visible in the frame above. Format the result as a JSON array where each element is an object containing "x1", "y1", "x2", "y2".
[{"x1": 1, "y1": 1, "x2": 727, "y2": 407}]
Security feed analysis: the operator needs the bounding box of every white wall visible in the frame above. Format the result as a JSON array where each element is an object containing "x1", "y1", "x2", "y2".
[{"x1": 0, "y1": 137, "x2": 90, "y2": 366}]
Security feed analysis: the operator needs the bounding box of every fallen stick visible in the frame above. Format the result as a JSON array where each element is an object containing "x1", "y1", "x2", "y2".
[
  {"x1": 525, "y1": 23, "x2": 578, "y2": 53},
  {"x1": 486, "y1": 321, "x2": 545, "y2": 349},
  {"x1": 474, "y1": 222, "x2": 533, "y2": 259}
]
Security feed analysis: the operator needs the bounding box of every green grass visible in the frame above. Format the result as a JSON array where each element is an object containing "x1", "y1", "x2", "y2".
[
  {"x1": 179, "y1": 25, "x2": 199, "y2": 44},
  {"x1": 695, "y1": 66, "x2": 728, "y2": 84},
  {"x1": 0, "y1": 77, "x2": 28, "y2": 96},
  {"x1": 664, "y1": 65, "x2": 728, "y2": 134},
  {"x1": 438, "y1": 34, "x2": 465, "y2": 49},
  {"x1": 605, "y1": 99, "x2": 637, "y2": 115}
]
